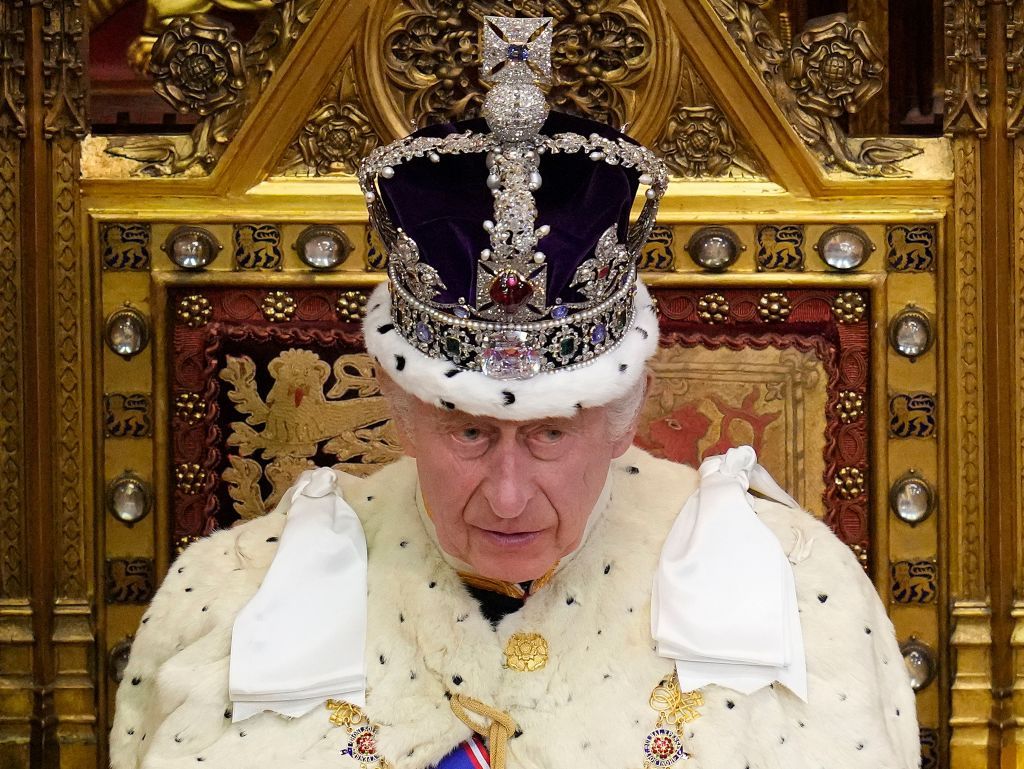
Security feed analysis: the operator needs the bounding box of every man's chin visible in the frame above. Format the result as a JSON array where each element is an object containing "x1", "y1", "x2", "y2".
[{"x1": 467, "y1": 549, "x2": 557, "y2": 584}]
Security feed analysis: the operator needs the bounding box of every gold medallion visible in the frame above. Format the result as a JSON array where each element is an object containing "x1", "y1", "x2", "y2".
[
  {"x1": 642, "y1": 672, "x2": 704, "y2": 767},
  {"x1": 503, "y1": 631, "x2": 549, "y2": 672}
]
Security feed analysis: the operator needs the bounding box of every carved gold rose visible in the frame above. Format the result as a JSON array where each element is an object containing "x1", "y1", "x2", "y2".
[
  {"x1": 298, "y1": 102, "x2": 379, "y2": 176},
  {"x1": 149, "y1": 17, "x2": 247, "y2": 117},
  {"x1": 657, "y1": 105, "x2": 736, "y2": 178},
  {"x1": 786, "y1": 14, "x2": 884, "y2": 118}
]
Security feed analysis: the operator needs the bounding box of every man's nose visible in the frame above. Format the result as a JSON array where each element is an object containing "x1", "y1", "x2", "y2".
[{"x1": 482, "y1": 440, "x2": 532, "y2": 519}]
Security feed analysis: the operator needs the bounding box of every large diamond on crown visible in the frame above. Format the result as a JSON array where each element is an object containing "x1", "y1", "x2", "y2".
[{"x1": 481, "y1": 330, "x2": 542, "y2": 380}]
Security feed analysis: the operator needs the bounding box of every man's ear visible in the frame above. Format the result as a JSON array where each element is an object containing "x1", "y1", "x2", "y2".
[
  {"x1": 609, "y1": 372, "x2": 651, "y2": 458},
  {"x1": 376, "y1": 368, "x2": 417, "y2": 458}
]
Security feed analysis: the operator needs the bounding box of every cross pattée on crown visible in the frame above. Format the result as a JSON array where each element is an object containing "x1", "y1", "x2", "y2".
[{"x1": 481, "y1": 16, "x2": 554, "y2": 84}]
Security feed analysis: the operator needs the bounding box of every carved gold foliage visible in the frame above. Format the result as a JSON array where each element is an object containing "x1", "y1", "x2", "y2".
[
  {"x1": 656, "y1": 105, "x2": 737, "y2": 178},
  {"x1": 0, "y1": 2, "x2": 27, "y2": 139},
  {"x1": 220, "y1": 351, "x2": 402, "y2": 517},
  {"x1": 41, "y1": 0, "x2": 88, "y2": 139},
  {"x1": 86, "y1": 0, "x2": 129, "y2": 29},
  {"x1": 381, "y1": 0, "x2": 653, "y2": 130},
  {"x1": 1010, "y1": 0, "x2": 1024, "y2": 136},
  {"x1": 1015, "y1": 141, "x2": 1024, "y2": 592},
  {"x1": 108, "y1": 0, "x2": 323, "y2": 175},
  {"x1": 150, "y1": 17, "x2": 246, "y2": 117},
  {"x1": 945, "y1": 0, "x2": 988, "y2": 136},
  {"x1": 53, "y1": 136, "x2": 86, "y2": 600},
  {"x1": 708, "y1": 1, "x2": 920, "y2": 176},
  {"x1": 276, "y1": 55, "x2": 381, "y2": 177},
  {"x1": 953, "y1": 135, "x2": 982, "y2": 596},
  {"x1": 0, "y1": 132, "x2": 24, "y2": 598}
]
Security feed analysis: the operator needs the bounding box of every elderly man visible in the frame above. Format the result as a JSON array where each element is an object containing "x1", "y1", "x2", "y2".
[{"x1": 111, "y1": 17, "x2": 918, "y2": 769}]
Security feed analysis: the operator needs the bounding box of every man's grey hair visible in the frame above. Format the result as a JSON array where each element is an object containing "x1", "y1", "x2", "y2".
[{"x1": 382, "y1": 375, "x2": 648, "y2": 444}]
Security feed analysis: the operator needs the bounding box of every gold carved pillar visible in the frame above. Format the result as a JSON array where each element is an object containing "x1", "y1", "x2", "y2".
[
  {"x1": 0, "y1": 2, "x2": 31, "y2": 768},
  {"x1": 945, "y1": 0, "x2": 1024, "y2": 767},
  {"x1": 1008, "y1": 1, "x2": 1024, "y2": 764},
  {"x1": 20, "y1": 1, "x2": 95, "y2": 768}
]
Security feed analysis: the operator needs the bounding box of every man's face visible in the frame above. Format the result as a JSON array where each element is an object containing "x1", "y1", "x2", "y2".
[{"x1": 398, "y1": 399, "x2": 635, "y2": 582}]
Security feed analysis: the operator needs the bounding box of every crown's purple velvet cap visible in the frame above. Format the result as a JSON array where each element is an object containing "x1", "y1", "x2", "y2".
[{"x1": 377, "y1": 111, "x2": 641, "y2": 307}]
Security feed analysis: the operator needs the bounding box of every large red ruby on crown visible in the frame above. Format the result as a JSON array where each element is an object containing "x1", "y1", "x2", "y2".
[{"x1": 488, "y1": 270, "x2": 533, "y2": 312}]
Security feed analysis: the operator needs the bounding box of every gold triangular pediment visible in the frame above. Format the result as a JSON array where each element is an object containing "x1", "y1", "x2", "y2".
[{"x1": 84, "y1": 0, "x2": 950, "y2": 200}]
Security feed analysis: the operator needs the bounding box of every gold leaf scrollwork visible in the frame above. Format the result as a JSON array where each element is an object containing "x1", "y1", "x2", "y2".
[
  {"x1": 1009, "y1": 0, "x2": 1024, "y2": 136},
  {"x1": 380, "y1": 0, "x2": 653, "y2": 130}
]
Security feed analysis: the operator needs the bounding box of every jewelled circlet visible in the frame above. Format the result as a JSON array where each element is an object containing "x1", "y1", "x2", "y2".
[{"x1": 359, "y1": 16, "x2": 668, "y2": 380}]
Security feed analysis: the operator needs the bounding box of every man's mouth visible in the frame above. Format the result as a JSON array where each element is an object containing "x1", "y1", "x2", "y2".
[{"x1": 477, "y1": 528, "x2": 542, "y2": 547}]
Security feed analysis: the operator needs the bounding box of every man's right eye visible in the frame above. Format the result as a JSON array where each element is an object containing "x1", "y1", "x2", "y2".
[{"x1": 456, "y1": 427, "x2": 483, "y2": 441}]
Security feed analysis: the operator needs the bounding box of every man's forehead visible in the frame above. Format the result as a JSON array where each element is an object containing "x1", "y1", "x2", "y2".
[{"x1": 427, "y1": 404, "x2": 598, "y2": 429}]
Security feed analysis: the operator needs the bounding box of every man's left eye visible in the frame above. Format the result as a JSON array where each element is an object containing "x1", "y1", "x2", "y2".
[{"x1": 534, "y1": 428, "x2": 564, "y2": 443}]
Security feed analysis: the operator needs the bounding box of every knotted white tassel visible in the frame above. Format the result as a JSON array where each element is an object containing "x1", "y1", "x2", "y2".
[
  {"x1": 230, "y1": 467, "x2": 368, "y2": 721},
  {"x1": 652, "y1": 446, "x2": 808, "y2": 701}
]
